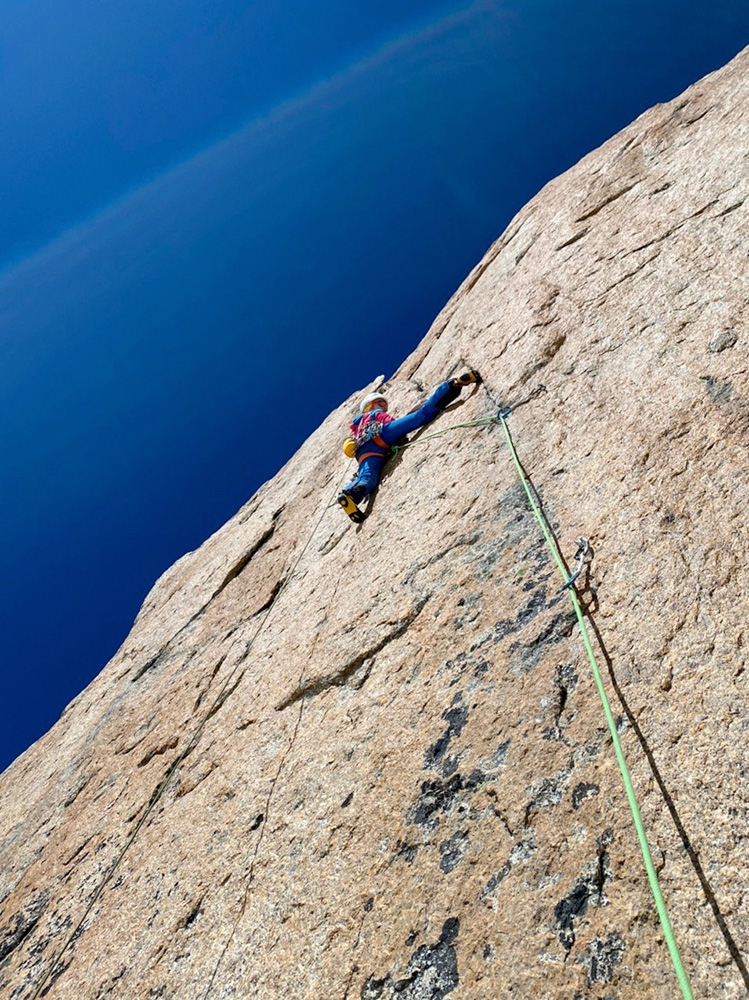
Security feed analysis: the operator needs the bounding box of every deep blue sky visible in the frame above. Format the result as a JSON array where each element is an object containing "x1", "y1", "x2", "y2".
[{"x1": 1, "y1": 1, "x2": 747, "y2": 772}]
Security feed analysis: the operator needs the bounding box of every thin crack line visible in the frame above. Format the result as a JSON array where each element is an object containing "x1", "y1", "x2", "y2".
[{"x1": 201, "y1": 554, "x2": 348, "y2": 998}]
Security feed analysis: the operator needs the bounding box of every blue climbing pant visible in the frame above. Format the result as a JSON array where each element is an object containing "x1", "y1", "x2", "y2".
[{"x1": 343, "y1": 380, "x2": 455, "y2": 503}]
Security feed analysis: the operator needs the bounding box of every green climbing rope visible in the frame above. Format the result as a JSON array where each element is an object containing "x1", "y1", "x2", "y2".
[
  {"x1": 389, "y1": 414, "x2": 499, "y2": 455},
  {"x1": 497, "y1": 411, "x2": 694, "y2": 1000}
]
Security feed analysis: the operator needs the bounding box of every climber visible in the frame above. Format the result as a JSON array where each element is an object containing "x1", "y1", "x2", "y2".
[{"x1": 337, "y1": 370, "x2": 481, "y2": 522}]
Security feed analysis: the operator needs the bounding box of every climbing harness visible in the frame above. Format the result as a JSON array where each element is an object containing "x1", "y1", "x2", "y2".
[
  {"x1": 561, "y1": 537, "x2": 589, "y2": 591},
  {"x1": 482, "y1": 382, "x2": 695, "y2": 1000},
  {"x1": 354, "y1": 411, "x2": 389, "y2": 448},
  {"x1": 349, "y1": 409, "x2": 393, "y2": 463}
]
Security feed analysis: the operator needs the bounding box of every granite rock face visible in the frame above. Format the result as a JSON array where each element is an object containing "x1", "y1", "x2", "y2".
[{"x1": 1, "y1": 49, "x2": 748, "y2": 1000}]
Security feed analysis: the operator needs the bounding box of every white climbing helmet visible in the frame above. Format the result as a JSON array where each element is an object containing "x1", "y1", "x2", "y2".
[{"x1": 359, "y1": 391, "x2": 388, "y2": 414}]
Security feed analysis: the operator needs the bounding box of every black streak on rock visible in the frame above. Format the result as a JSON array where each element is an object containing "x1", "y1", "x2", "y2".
[
  {"x1": 439, "y1": 831, "x2": 469, "y2": 873},
  {"x1": 571, "y1": 783, "x2": 600, "y2": 809},
  {"x1": 0, "y1": 890, "x2": 50, "y2": 963},
  {"x1": 424, "y1": 702, "x2": 469, "y2": 773},
  {"x1": 554, "y1": 841, "x2": 611, "y2": 955}
]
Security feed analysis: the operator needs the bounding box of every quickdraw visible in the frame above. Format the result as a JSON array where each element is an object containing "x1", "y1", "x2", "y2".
[{"x1": 561, "y1": 537, "x2": 590, "y2": 591}]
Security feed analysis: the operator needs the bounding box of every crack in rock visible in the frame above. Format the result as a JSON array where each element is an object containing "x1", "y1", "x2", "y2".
[
  {"x1": 131, "y1": 512, "x2": 282, "y2": 682},
  {"x1": 275, "y1": 596, "x2": 430, "y2": 710},
  {"x1": 575, "y1": 181, "x2": 640, "y2": 222}
]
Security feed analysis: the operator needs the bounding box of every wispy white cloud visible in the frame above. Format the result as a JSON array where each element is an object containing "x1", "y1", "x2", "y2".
[{"x1": 0, "y1": 0, "x2": 495, "y2": 284}]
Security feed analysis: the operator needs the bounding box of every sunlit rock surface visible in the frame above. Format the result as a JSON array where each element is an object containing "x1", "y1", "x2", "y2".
[{"x1": 1, "y1": 46, "x2": 747, "y2": 1000}]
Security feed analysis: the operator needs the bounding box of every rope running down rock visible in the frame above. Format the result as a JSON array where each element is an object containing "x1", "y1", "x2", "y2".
[{"x1": 478, "y1": 375, "x2": 694, "y2": 1000}]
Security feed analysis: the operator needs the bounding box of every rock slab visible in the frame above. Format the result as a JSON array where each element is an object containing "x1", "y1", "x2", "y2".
[{"x1": 1, "y1": 47, "x2": 748, "y2": 1000}]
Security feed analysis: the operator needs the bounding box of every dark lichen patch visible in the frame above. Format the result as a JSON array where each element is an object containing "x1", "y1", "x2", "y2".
[
  {"x1": 0, "y1": 889, "x2": 50, "y2": 962},
  {"x1": 480, "y1": 865, "x2": 510, "y2": 904},
  {"x1": 362, "y1": 976, "x2": 388, "y2": 999},
  {"x1": 555, "y1": 885, "x2": 593, "y2": 956},
  {"x1": 482, "y1": 617, "x2": 521, "y2": 644},
  {"x1": 438, "y1": 651, "x2": 493, "y2": 684},
  {"x1": 579, "y1": 932, "x2": 625, "y2": 984},
  {"x1": 544, "y1": 662, "x2": 579, "y2": 740},
  {"x1": 361, "y1": 919, "x2": 460, "y2": 999},
  {"x1": 485, "y1": 739, "x2": 511, "y2": 772},
  {"x1": 571, "y1": 783, "x2": 600, "y2": 809},
  {"x1": 556, "y1": 661, "x2": 578, "y2": 695},
  {"x1": 517, "y1": 587, "x2": 554, "y2": 626},
  {"x1": 480, "y1": 833, "x2": 537, "y2": 905},
  {"x1": 527, "y1": 770, "x2": 571, "y2": 816},
  {"x1": 408, "y1": 772, "x2": 482, "y2": 831},
  {"x1": 471, "y1": 659, "x2": 490, "y2": 678},
  {"x1": 521, "y1": 535, "x2": 554, "y2": 573},
  {"x1": 423, "y1": 701, "x2": 469, "y2": 773},
  {"x1": 510, "y1": 610, "x2": 577, "y2": 674},
  {"x1": 441, "y1": 754, "x2": 462, "y2": 778},
  {"x1": 408, "y1": 776, "x2": 463, "y2": 830},
  {"x1": 554, "y1": 838, "x2": 612, "y2": 955},
  {"x1": 700, "y1": 374, "x2": 733, "y2": 403},
  {"x1": 471, "y1": 585, "x2": 557, "y2": 651},
  {"x1": 469, "y1": 485, "x2": 546, "y2": 580},
  {"x1": 508, "y1": 835, "x2": 538, "y2": 865},
  {"x1": 454, "y1": 593, "x2": 482, "y2": 629},
  {"x1": 439, "y1": 831, "x2": 469, "y2": 873},
  {"x1": 391, "y1": 841, "x2": 419, "y2": 865}
]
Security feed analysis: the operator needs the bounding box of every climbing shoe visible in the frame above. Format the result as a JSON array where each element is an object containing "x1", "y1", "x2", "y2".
[
  {"x1": 454, "y1": 368, "x2": 482, "y2": 386},
  {"x1": 434, "y1": 369, "x2": 482, "y2": 412},
  {"x1": 337, "y1": 492, "x2": 367, "y2": 524}
]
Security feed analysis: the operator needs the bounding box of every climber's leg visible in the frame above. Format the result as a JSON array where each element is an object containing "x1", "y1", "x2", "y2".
[
  {"x1": 342, "y1": 456, "x2": 384, "y2": 501},
  {"x1": 379, "y1": 371, "x2": 481, "y2": 445}
]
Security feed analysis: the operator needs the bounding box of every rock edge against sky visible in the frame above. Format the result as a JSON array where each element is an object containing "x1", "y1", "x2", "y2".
[{"x1": 0, "y1": 46, "x2": 747, "y2": 1000}]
